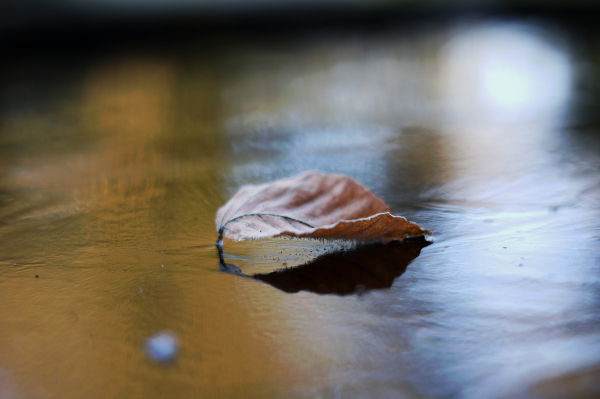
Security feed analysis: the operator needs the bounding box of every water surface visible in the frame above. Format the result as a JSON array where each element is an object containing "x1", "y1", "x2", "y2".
[{"x1": 1, "y1": 18, "x2": 600, "y2": 398}]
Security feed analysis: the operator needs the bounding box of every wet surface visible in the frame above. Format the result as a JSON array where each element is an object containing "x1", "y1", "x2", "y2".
[{"x1": 1, "y1": 17, "x2": 600, "y2": 399}]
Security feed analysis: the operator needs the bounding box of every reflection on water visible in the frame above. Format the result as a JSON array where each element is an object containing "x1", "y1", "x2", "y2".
[
  {"x1": 1, "y1": 18, "x2": 600, "y2": 399},
  {"x1": 254, "y1": 239, "x2": 430, "y2": 295},
  {"x1": 440, "y1": 23, "x2": 572, "y2": 123},
  {"x1": 385, "y1": 126, "x2": 450, "y2": 207},
  {"x1": 221, "y1": 239, "x2": 431, "y2": 295}
]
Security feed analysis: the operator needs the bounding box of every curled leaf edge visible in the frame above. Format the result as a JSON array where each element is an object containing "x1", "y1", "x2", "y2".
[{"x1": 216, "y1": 211, "x2": 431, "y2": 249}]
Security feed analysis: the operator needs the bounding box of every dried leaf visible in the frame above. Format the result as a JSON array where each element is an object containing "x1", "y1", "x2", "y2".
[{"x1": 216, "y1": 171, "x2": 426, "y2": 244}]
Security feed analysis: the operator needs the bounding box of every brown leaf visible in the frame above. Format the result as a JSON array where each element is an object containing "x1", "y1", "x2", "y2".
[{"x1": 215, "y1": 171, "x2": 426, "y2": 244}]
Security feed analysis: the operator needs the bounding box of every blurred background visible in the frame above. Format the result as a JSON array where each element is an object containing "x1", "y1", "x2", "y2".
[{"x1": 1, "y1": 1, "x2": 600, "y2": 399}]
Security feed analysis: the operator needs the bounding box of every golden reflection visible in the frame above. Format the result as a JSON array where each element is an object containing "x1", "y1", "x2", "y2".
[
  {"x1": 12, "y1": 60, "x2": 174, "y2": 216},
  {"x1": 0, "y1": 57, "x2": 303, "y2": 398},
  {"x1": 83, "y1": 60, "x2": 173, "y2": 141}
]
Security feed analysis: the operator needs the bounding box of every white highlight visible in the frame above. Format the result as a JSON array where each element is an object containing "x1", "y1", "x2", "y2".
[{"x1": 440, "y1": 24, "x2": 572, "y2": 123}]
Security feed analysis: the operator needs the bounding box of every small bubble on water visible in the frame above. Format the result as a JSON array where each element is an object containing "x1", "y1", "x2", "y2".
[{"x1": 145, "y1": 331, "x2": 179, "y2": 363}]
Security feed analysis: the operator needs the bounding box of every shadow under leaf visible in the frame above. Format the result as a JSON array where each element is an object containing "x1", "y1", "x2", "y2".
[{"x1": 218, "y1": 238, "x2": 431, "y2": 296}]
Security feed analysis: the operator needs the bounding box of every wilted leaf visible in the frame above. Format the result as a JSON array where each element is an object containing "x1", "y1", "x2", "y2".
[
  {"x1": 219, "y1": 238, "x2": 431, "y2": 295},
  {"x1": 216, "y1": 171, "x2": 426, "y2": 244}
]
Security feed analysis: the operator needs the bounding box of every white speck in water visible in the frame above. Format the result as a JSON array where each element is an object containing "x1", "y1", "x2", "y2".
[
  {"x1": 145, "y1": 331, "x2": 179, "y2": 363},
  {"x1": 138, "y1": 287, "x2": 142, "y2": 294},
  {"x1": 161, "y1": 264, "x2": 164, "y2": 268}
]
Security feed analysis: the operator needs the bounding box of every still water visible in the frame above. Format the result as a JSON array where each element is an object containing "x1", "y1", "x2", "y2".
[{"x1": 1, "y1": 19, "x2": 599, "y2": 398}]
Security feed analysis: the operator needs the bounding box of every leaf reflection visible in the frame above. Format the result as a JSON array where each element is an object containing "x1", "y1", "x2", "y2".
[{"x1": 218, "y1": 238, "x2": 431, "y2": 296}]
